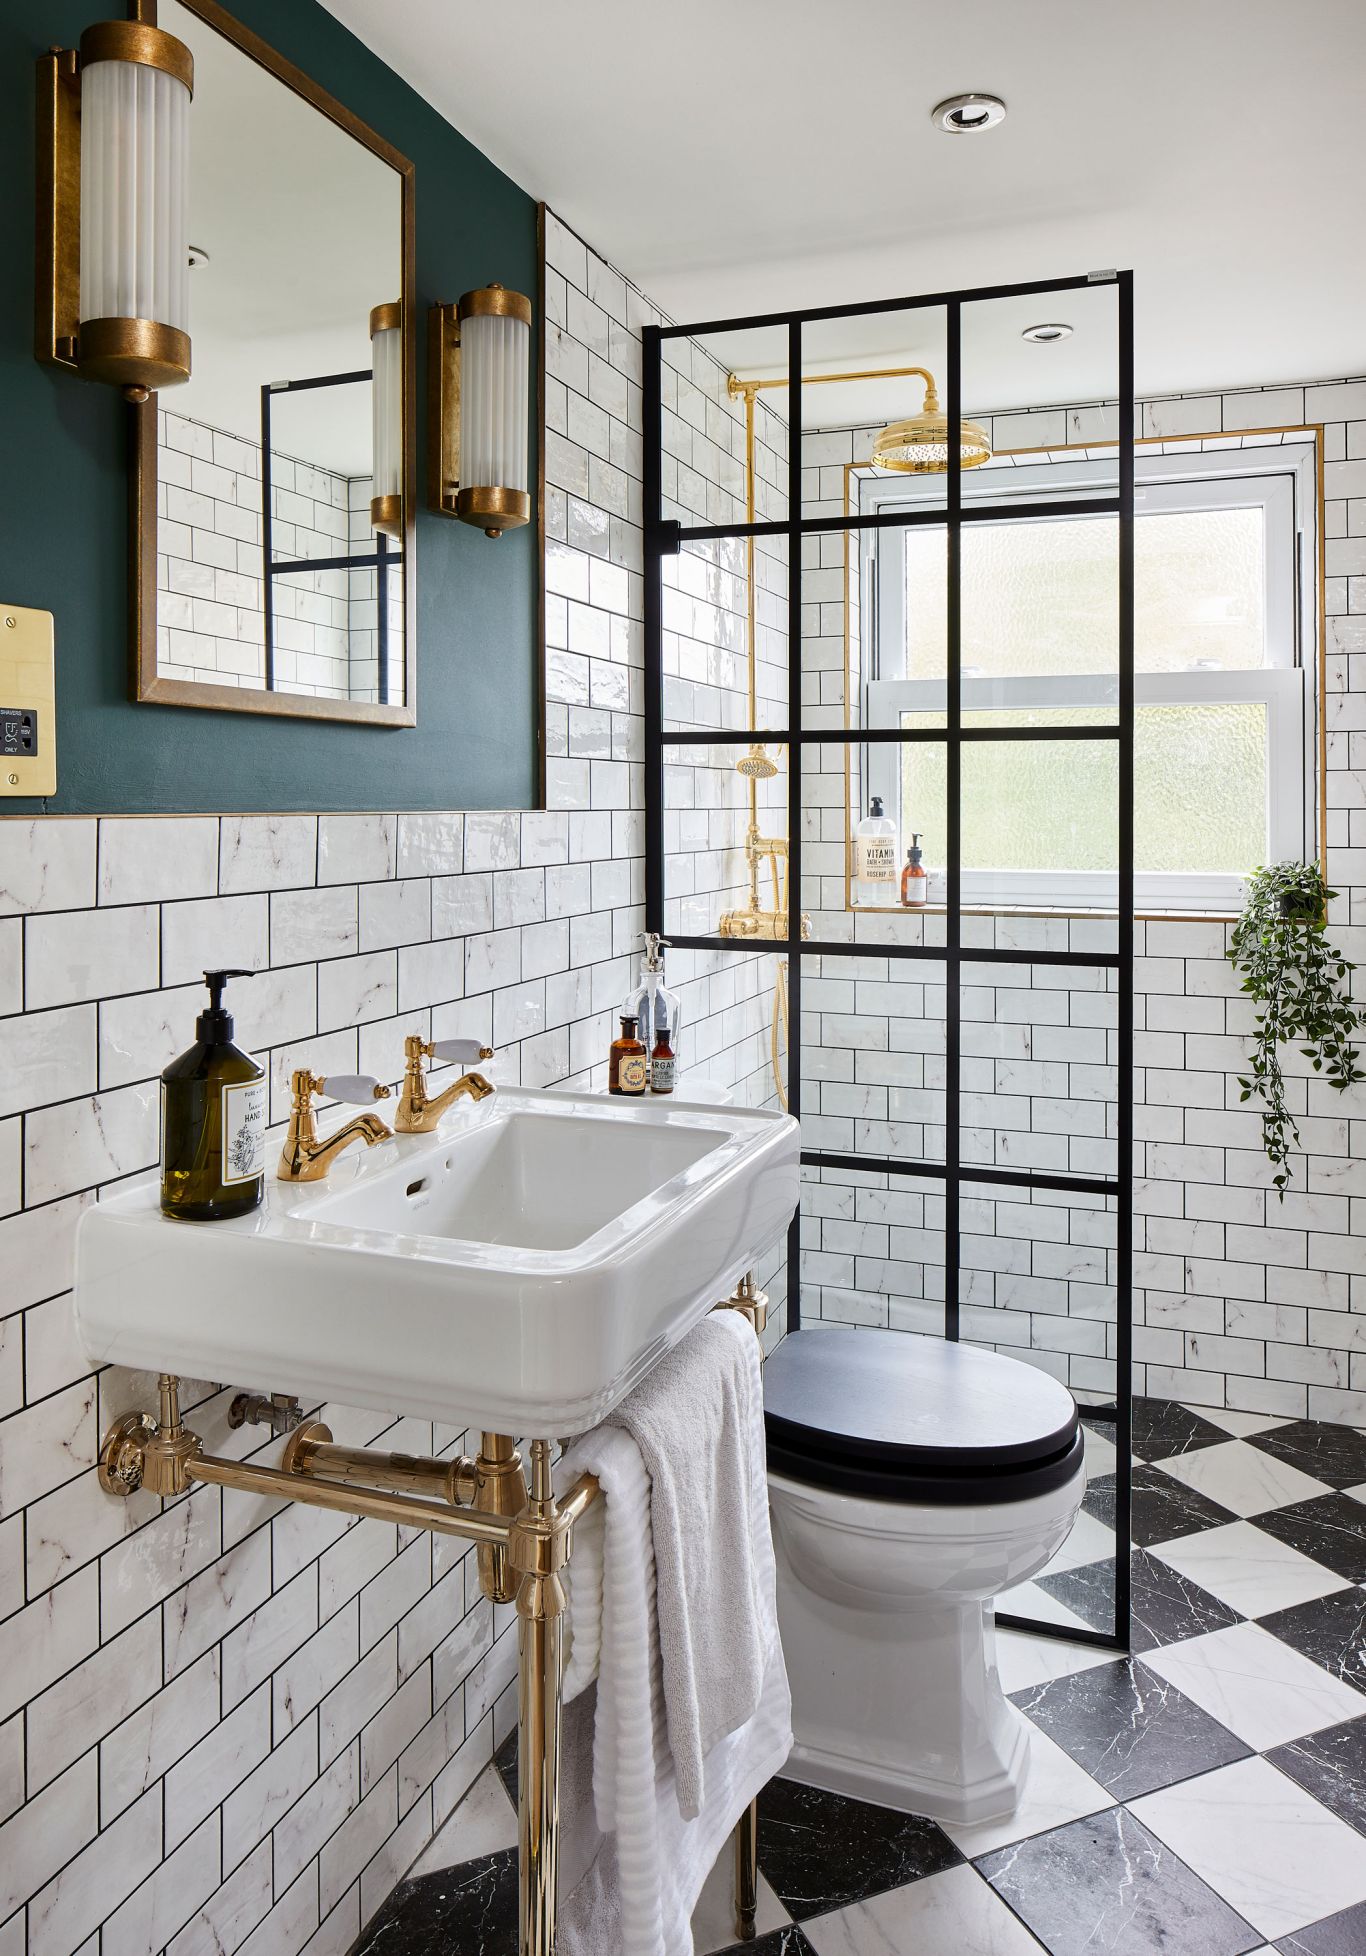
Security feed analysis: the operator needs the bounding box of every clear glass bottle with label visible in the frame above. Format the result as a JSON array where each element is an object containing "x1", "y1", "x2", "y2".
[
  {"x1": 161, "y1": 969, "x2": 266, "y2": 1220},
  {"x1": 853, "y1": 795, "x2": 898, "y2": 906},
  {"x1": 626, "y1": 932, "x2": 682, "y2": 1076}
]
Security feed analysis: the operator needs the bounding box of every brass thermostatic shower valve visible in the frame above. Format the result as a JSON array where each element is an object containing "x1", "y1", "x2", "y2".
[{"x1": 0, "y1": 606, "x2": 56, "y2": 797}]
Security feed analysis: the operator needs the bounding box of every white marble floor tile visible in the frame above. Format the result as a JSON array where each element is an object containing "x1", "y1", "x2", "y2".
[
  {"x1": 995, "y1": 1626, "x2": 1115, "y2": 1695},
  {"x1": 1154, "y1": 1439, "x2": 1330, "y2": 1517},
  {"x1": 1151, "y1": 1520, "x2": 1351, "y2": 1618},
  {"x1": 1138, "y1": 1621, "x2": 1366, "y2": 1751},
  {"x1": 804, "y1": 1861, "x2": 1046, "y2": 1954},
  {"x1": 943, "y1": 1725, "x2": 1114, "y2": 1860},
  {"x1": 1196, "y1": 1406, "x2": 1289, "y2": 1441},
  {"x1": 1081, "y1": 1425, "x2": 1117, "y2": 1481},
  {"x1": 409, "y1": 1766, "x2": 516, "y2": 1876},
  {"x1": 1130, "y1": 1755, "x2": 1366, "y2": 1941},
  {"x1": 997, "y1": 1581, "x2": 1096, "y2": 1633},
  {"x1": 691, "y1": 1854, "x2": 787, "y2": 1954}
]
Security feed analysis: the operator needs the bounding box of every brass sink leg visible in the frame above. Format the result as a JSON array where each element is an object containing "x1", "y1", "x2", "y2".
[
  {"x1": 733, "y1": 1796, "x2": 759, "y2": 1940},
  {"x1": 515, "y1": 1439, "x2": 566, "y2": 1956},
  {"x1": 476, "y1": 1431, "x2": 525, "y2": 1603}
]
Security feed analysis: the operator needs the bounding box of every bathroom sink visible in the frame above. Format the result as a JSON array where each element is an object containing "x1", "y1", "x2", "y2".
[{"x1": 74, "y1": 1088, "x2": 798, "y2": 1434}]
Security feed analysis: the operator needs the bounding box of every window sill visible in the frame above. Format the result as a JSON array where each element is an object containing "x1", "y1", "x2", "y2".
[{"x1": 847, "y1": 903, "x2": 1238, "y2": 924}]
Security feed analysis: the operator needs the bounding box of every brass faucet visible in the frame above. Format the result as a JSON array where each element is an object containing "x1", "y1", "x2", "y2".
[
  {"x1": 396, "y1": 1034, "x2": 495, "y2": 1133},
  {"x1": 278, "y1": 1070, "x2": 393, "y2": 1182}
]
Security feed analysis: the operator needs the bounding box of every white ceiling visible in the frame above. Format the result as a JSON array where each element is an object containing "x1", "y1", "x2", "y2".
[{"x1": 321, "y1": 0, "x2": 1365, "y2": 416}]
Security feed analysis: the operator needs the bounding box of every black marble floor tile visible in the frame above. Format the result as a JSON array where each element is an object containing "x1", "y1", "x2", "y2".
[
  {"x1": 1251, "y1": 1492, "x2": 1366, "y2": 1581},
  {"x1": 1010, "y1": 1657, "x2": 1251, "y2": 1800},
  {"x1": 495, "y1": 1727, "x2": 518, "y2": 1808},
  {"x1": 712, "y1": 1929, "x2": 817, "y2": 1956},
  {"x1": 1131, "y1": 1396, "x2": 1230, "y2": 1462},
  {"x1": 354, "y1": 1850, "x2": 518, "y2": 1956},
  {"x1": 1130, "y1": 1462, "x2": 1240, "y2": 1549},
  {"x1": 978, "y1": 1805, "x2": 1262, "y2": 1956},
  {"x1": 1266, "y1": 1716, "x2": 1366, "y2": 1836},
  {"x1": 1259, "y1": 1586, "x2": 1366, "y2": 1693},
  {"x1": 1037, "y1": 1546, "x2": 1243, "y2": 1653},
  {"x1": 755, "y1": 1775, "x2": 961, "y2": 1921},
  {"x1": 1248, "y1": 1419, "x2": 1366, "y2": 1491},
  {"x1": 1276, "y1": 1898, "x2": 1366, "y2": 1955}
]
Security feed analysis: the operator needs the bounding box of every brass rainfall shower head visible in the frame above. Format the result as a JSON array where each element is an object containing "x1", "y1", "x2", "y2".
[{"x1": 735, "y1": 743, "x2": 779, "y2": 781}]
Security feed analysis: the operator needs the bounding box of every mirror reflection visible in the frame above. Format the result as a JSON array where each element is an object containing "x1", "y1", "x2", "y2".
[{"x1": 153, "y1": 0, "x2": 407, "y2": 710}]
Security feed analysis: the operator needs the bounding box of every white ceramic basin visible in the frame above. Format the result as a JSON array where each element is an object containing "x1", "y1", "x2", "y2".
[{"x1": 75, "y1": 1088, "x2": 799, "y2": 1434}]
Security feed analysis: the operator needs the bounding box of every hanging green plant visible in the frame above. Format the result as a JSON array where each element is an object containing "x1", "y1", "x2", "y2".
[{"x1": 1227, "y1": 861, "x2": 1365, "y2": 1195}]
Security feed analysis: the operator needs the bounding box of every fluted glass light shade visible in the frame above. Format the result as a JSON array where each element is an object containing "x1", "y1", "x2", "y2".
[
  {"x1": 369, "y1": 301, "x2": 403, "y2": 538},
  {"x1": 76, "y1": 21, "x2": 192, "y2": 394},
  {"x1": 455, "y1": 284, "x2": 531, "y2": 537}
]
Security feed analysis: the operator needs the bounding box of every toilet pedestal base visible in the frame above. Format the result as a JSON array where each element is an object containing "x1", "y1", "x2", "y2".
[{"x1": 775, "y1": 1560, "x2": 1033, "y2": 1825}]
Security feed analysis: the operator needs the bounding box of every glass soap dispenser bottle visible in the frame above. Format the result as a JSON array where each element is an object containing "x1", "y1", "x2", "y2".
[
  {"x1": 626, "y1": 932, "x2": 682, "y2": 1076},
  {"x1": 161, "y1": 969, "x2": 267, "y2": 1221}
]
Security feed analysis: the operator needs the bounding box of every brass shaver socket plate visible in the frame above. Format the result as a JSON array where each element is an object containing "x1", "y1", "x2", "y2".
[{"x1": 0, "y1": 605, "x2": 57, "y2": 796}]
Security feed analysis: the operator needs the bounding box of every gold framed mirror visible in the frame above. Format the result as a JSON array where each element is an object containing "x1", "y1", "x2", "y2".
[{"x1": 131, "y1": 0, "x2": 416, "y2": 725}]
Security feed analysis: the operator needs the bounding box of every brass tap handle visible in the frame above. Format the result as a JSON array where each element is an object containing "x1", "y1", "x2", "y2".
[
  {"x1": 279, "y1": 1069, "x2": 393, "y2": 1182},
  {"x1": 398, "y1": 1033, "x2": 496, "y2": 1133}
]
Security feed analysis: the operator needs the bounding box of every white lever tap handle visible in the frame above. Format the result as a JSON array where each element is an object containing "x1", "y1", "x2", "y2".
[
  {"x1": 428, "y1": 1039, "x2": 490, "y2": 1065},
  {"x1": 320, "y1": 1074, "x2": 390, "y2": 1104}
]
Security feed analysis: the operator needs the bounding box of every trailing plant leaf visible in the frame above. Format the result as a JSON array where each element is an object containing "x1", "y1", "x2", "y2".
[{"x1": 1227, "y1": 861, "x2": 1366, "y2": 1196}]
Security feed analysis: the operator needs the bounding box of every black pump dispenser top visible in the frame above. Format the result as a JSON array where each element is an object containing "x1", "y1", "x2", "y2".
[
  {"x1": 197, "y1": 968, "x2": 251, "y2": 1042},
  {"x1": 907, "y1": 833, "x2": 923, "y2": 868},
  {"x1": 870, "y1": 795, "x2": 885, "y2": 818}
]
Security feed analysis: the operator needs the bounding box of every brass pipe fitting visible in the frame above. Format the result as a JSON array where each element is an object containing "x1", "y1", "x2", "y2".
[
  {"x1": 475, "y1": 1431, "x2": 526, "y2": 1602},
  {"x1": 284, "y1": 1424, "x2": 479, "y2": 1507}
]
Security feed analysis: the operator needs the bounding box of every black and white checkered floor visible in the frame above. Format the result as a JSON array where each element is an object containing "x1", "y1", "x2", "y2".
[{"x1": 356, "y1": 1399, "x2": 1366, "y2": 1955}]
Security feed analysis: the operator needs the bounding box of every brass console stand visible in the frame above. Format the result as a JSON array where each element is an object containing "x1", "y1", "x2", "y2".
[{"x1": 99, "y1": 1374, "x2": 761, "y2": 1950}]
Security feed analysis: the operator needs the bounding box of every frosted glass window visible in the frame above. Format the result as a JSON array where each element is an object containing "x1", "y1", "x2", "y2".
[
  {"x1": 901, "y1": 508, "x2": 1265, "y2": 682},
  {"x1": 900, "y1": 702, "x2": 1267, "y2": 876}
]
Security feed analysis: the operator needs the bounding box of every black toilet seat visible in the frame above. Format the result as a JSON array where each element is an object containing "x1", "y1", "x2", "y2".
[{"x1": 764, "y1": 1327, "x2": 1084, "y2": 1505}]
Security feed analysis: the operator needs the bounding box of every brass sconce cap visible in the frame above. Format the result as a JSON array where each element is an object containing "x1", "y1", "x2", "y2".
[
  {"x1": 369, "y1": 299, "x2": 402, "y2": 336},
  {"x1": 457, "y1": 484, "x2": 530, "y2": 539},
  {"x1": 871, "y1": 410, "x2": 992, "y2": 474},
  {"x1": 370, "y1": 491, "x2": 403, "y2": 538},
  {"x1": 457, "y1": 283, "x2": 532, "y2": 327},
  {"x1": 78, "y1": 317, "x2": 190, "y2": 392},
  {"x1": 79, "y1": 19, "x2": 194, "y2": 94}
]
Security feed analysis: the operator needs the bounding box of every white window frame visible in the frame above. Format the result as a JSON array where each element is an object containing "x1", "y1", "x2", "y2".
[{"x1": 863, "y1": 442, "x2": 1316, "y2": 913}]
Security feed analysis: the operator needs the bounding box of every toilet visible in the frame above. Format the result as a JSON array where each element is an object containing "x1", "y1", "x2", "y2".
[{"x1": 764, "y1": 1326, "x2": 1086, "y2": 1825}]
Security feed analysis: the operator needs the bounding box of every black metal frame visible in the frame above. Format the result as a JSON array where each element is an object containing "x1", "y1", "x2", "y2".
[
  {"x1": 644, "y1": 271, "x2": 1134, "y2": 1652},
  {"x1": 259, "y1": 371, "x2": 398, "y2": 703}
]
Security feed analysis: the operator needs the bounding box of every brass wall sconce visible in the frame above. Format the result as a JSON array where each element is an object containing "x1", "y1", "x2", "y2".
[
  {"x1": 369, "y1": 299, "x2": 403, "y2": 537},
  {"x1": 428, "y1": 283, "x2": 532, "y2": 536},
  {"x1": 36, "y1": 17, "x2": 194, "y2": 401}
]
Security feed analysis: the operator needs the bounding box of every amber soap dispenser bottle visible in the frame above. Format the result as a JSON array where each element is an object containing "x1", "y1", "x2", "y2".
[
  {"x1": 609, "y1": 1015, "x2": 648, "y2": 1095},
  {"x1": 161, "y1": 969, "x2": 267, "y2": 1221}
]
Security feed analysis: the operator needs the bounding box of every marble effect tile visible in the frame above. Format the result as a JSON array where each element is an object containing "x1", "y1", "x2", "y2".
[
  {"x1": 409, "y1": 1767, "x2": 516, "y2": 1877},
  {"x1": 1251, "y1": 1494, "x2": 1366, "y2": 1582},
  {"x1": 1139, "y1": 1622, "x2": 1366, "y2": 1751},
  {"x1": 1275, "y1": 1898, "x2": 1366, "y2": 1953},
  {"x1": 755, "y1": 1776, "x2": 961, "y2": 1921},
  {"x1": 712, "y1": 1930, "x2": 816, "y2": 1956},
  {"x1": 1200, "y1": 1406, "x2": 1289, "y2": 1441},
  {"x1": 1040, "y1": 1546, "x2": 1243, "y2": 1653},
  {"x1": 353, "y1": 1848, "x2": 518, "y2": 1956},
  {"x1": 1249, "y1": 1421, "x2": 1366, "y2": 1492},
  {"x1": 1153, "y1": 1521, "x2": 1352, "y2": 1621},
  {"x1": 1010, "y1": 1658, "x2": 1251, "y2": 1800},
  {"x1": 1131, "y1": 1755, "x2": 1366, "y2": 1941},
  {"x1": 1131, "y1": 1397, "x2": 1230, "y2": 1462},
  {"x1": 1128, "y1": 1462, "x2": 1240, "y2": 1548},
  {"x1": 994, "y1": 1626, "x2": 1116, "y2": 1696},
  {"x1": 979, "y1": 1805, "x2": 1261, "y2": 1956},
  {"x1": 804, "y1": 1861, "x2": 1045, "y2": 1954},
  {"x1": 1257, "y1": 1586, "x2": 1366, "y2": 1695},
  {"x1": 691, "y1": 1850, "x2": 788, "y2": 1954},
  {"x1": 1156, "y1": 1439, "x2": 1331, "y2": 1518},
  {"x1": 1268, "y1": 1716, "x2": 1366, "y2": 1837}
]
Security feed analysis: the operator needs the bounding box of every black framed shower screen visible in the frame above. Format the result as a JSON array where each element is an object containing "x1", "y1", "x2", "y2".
[{"x1": 643, "y1": 272, "x2": 1135, "y2": 1651}]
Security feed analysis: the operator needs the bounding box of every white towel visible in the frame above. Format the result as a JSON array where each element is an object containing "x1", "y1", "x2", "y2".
[{"x1": 555, "y1": 1319, "x2": 792, "y2": 1956}]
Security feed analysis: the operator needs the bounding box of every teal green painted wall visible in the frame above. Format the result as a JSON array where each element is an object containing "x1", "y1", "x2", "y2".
[{"x1": 1, "y1": 0, "x2": 538, "y2": 815}]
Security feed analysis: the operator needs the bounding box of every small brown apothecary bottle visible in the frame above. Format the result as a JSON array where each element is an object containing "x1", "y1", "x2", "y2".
[
  {"x1": 650, "y1": 1026, "x2": 676, "y2": 1094},
  {"x1": 609, "y1": 1014, "x2": 648, "y2": 1095}
]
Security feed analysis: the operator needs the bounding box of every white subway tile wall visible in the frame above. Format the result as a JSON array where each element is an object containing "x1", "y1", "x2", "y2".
[
  {"x1": 0, "y1": 216, "x2": 792, "y2": 1956},
  {"x1": 157, "y1": 413, "x2": 401, "y2": 704},
  {"x1": 794, "y1": 384, "x2": 1366, "y2": 1420}
]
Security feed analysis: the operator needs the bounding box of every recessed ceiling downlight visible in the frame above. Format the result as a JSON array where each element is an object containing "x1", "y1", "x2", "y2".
[
  {"x1": 931, "y1": 93, "x2": 1007, "y2": 134},
  {"x1": 1022, "y1": 322, "x2": 1073, "y2": 344}
]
